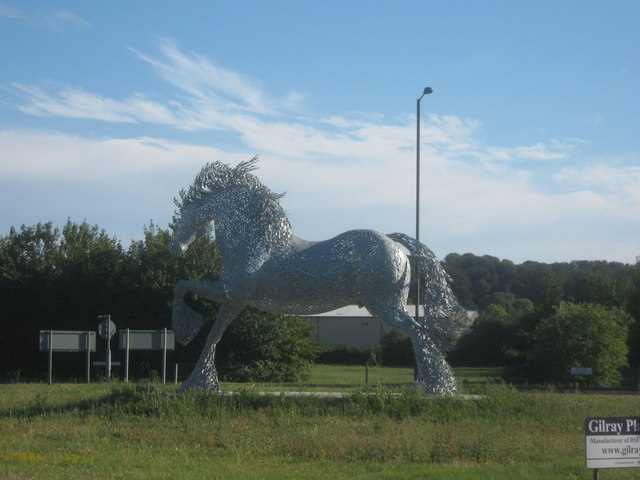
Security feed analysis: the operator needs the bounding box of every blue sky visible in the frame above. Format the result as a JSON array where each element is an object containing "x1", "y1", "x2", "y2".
[{"x1": 1, "y1": 1, "x2": 638, "y2": 264}]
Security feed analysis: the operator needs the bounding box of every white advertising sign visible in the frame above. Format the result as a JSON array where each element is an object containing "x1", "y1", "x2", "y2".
[{"x1": 585, "y1": 417, "x2": 640, "y2": 470}]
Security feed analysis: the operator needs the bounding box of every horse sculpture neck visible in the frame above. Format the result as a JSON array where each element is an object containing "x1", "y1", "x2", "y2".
[{"x1": 209, "y1": 186, "x2": 294, "y2": 255}]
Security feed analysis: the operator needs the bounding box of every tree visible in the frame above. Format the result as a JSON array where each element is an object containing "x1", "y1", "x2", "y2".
[
  {"x1": 528, "y1": 302, "x2": 632, "y2": 386},
  {"x1": 534, "y1": 274, "x2": 564, "y2": 317},
  {"x1": 459, "y1": 254, "x2": 501, "y2": 308},
  {"x1": 443, "y1": 254, "x2": 474, "y2": 308},
  {"x1": 56, "y1": 220, "x2": 126, "y2": 325},
  {"x1": 449, "y1": 304, "x2": 516, "y2": 367},
  {"x1": 0, "y1": 223, "x2": 61, "y2": 378},
  {"x1": 572, "y1": 271, "x2": 617, "y2": 307},
  {"x1": 624, "y1": 261, "x2": 640, "y2": 367},
  {"x1": 511, "y1": 261, "x2": 555, "y2": 301},
  {"x1": 496, "y1": 259, "x2": 517, "y2": 293}
]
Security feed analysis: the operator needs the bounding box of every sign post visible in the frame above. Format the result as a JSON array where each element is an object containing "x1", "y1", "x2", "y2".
[
  {"x1": 98, "y1": 315, "x2": 116, "y2": 379},
  {"x1": 85, "y1": 330, "x2": 91, "y2": 383},
  {"x1": 124, "y1": 328, "x2": 130, "y2": 382},
  {"x1": 48, "y1": 330, "x2": 53, "y2": 386},
  {"x1": 163, "y1": 327, "x2": 168, "y2": 384},
  {"x1": 586, "y1": 417, "x2": 640, "y2": 479}
]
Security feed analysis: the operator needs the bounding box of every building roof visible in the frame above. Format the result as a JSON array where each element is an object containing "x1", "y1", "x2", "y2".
[{"x1": 304, "y1": 305, "x2": 425, "y2": 317}]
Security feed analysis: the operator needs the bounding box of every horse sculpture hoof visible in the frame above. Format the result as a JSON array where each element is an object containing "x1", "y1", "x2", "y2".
[{"x1": 179, "y1": 370, "x2": 221, "y2": 393}]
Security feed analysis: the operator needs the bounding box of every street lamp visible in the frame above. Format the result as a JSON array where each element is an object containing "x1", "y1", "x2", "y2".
[{"x1": 415, "y1": 87, "x2": 433, "y2": 324}]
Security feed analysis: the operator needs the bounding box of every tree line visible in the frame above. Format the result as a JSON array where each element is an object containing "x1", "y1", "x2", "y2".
[
  {"x1": 444, "y1": 252, "x2": 639, "y2": 386},
  {"x1": 1, "y1": 221, "x2": 638, "y2": 386},
  {"x1": 0, "y1": 220, "x2": 316, "y2": 382}
]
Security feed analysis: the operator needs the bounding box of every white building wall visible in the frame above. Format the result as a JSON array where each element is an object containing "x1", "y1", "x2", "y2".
[
  {"x1": 304, "y1": 305, "x2": 477, "y2": 349},
  {"x1": 304, "y1": 305, "x2": 420, "y2": 349}
]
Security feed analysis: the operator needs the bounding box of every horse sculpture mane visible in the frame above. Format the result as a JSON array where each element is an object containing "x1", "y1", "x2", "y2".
[
  {"x1": 170, "y1": 157, "x2": 469, "y2": 395},
  {"x1": 177, "y1": 156, "x2": 284, "y2": 206},
  {"x1": 175, "y1": 156, "x2": 293, "y2": 248}
]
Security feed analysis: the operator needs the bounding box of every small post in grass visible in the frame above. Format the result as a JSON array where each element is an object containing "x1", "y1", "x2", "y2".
[{"x1": 48, "y1": 330, "x2": 53, "y2": 386}]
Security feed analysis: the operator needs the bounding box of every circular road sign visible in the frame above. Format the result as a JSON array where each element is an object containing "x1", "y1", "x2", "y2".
[{"x1": 98, "y1": 319, "x2": 117, "y2": 339}]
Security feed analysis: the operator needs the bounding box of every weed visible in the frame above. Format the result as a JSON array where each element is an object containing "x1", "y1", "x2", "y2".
[{"x1": 7, "y1": 450, "x2": 46, "y2": 464}]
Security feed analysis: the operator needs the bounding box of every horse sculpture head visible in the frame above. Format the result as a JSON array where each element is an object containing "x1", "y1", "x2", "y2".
[
  {"x1": 169, "y1": 201, "x2": 215, "y2": 256},
  {"x1": 169, "y1": 156, "x2": 292, "y2": 256}
]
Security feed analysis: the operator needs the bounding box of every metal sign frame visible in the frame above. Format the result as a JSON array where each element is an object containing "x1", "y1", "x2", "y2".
[
  {"x1": 118, "y1": 328, "x2": 175, "y2": 383},
  {"x1": 39, "y1": 330, "x2": 96, "y2": 385}
]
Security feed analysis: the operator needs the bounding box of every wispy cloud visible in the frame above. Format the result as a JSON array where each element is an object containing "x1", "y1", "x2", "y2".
[
  {"x1": 12, "y1": 84, "x2": 174, "y2": 124},
  {"x1": 130, "y1": 38, "x2": 293, "y2": 116},
  {"x1": 0, "y1": 3, "x2": 24, "y2": 19},
  {"x1": 576, "y1": 113, "x2": 608, "y2": 128},
  {"x1": 0, "y1": 3, "x2": 91, "y2": 30},
  {"x1": 53, "y1": 11, "x2": 91, "y2": 29}
]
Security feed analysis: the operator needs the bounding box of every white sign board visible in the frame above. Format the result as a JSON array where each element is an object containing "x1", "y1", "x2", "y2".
[
  {"x1": 39, "y1": 330, "x2": 96, "y2": 352},
  {"x1": 571, "y1": 367, "x2": 593, "y2": 376},
  {"x1": 118, "y1": 330, "x2": 175, "y2": 350},
  {"x1": 585, "y1": 417, "x2": 640, "y2": 470}
]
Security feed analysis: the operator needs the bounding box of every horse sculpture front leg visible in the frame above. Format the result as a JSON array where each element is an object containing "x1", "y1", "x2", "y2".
[
  {"x1": 172, "y1": 280, "x2": 245, "y2": 391},
  {"x1": 180, "y1": 304, "x2": 243, "y2": 392},
  {"x1": 172, "y1": 280, "x2": 229, "y2": 345}
]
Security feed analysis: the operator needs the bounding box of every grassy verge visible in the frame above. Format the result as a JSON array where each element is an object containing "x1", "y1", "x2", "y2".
[
  {"x1": 222, "y1": 364, "x2": 504, "y2": 393},
  {"x1": 1, "y1": 375, "x2": 638, "y2": 479}
]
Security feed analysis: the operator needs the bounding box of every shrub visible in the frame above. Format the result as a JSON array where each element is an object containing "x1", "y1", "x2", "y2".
[
  {"x1": 380, "y1": 330, "x2": 415, "y2": 367},
  {"x1": 526, "y1": 302, "x2": 632, "y2": 386},
  {"x1": 216, "y1": 308, "x2": 318, "y2": 382},
  {"x1": 315, "y1": 344, "x2": 378, "y2": 365}
]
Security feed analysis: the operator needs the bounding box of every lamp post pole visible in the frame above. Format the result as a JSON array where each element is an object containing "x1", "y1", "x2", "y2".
[{"x1": 415, "y1": 87, "x2": 433, "y2": 324}]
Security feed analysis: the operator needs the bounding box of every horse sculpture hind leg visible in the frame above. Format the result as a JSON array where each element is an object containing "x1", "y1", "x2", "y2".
[{"x1": 366, "y1": 301, "x2": 457, "y2": 396}]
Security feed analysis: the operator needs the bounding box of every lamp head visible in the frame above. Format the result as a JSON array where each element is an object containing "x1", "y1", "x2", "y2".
[{"x1": 423, "y1": 87, "x2": 433, "y2": 95}]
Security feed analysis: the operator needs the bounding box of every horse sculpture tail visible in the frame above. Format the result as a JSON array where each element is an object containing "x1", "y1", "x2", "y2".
[{"x1": 387, "y1": 232, "x2": 471, "y2": 352}]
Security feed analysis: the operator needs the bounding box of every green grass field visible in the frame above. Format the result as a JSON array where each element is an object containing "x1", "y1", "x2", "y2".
[{"x1": 1, "y1": 365, "x2": 638, "y2": 479}]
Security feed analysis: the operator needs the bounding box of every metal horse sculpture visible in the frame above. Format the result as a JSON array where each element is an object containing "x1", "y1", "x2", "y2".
[{"x1": 170, "y1": 157, "x2": 469, "y2": 395}]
